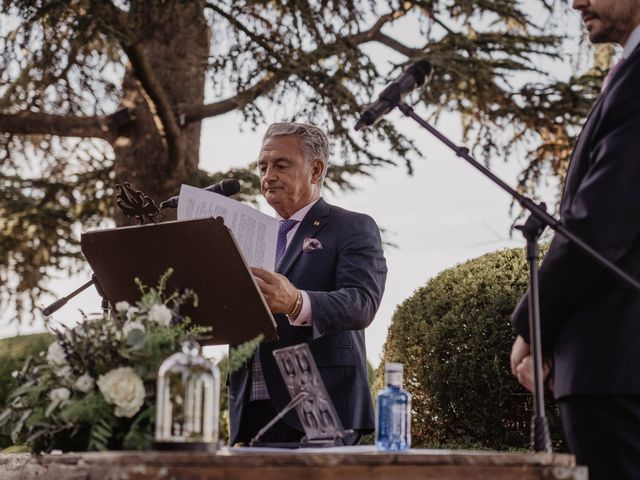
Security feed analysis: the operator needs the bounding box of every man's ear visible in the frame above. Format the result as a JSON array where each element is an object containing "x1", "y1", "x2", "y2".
[{"x1": 311, "y1": 159, "x2": 325, "y2": 184}]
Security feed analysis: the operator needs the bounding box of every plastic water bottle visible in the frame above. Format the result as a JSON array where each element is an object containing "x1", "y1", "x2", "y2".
[{"x1": 376, "y1": 362, "x2": 411, "y2": 451}]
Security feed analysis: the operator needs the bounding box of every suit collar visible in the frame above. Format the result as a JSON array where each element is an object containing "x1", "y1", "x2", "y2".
[
  {"x1": 623, "y1": 25, "x2": 640, "y2": 59},
  {"x1": 276, "y1": 197, "x2": 331, "y2": 276},
  {"x1": 561, "y1": 41, "x2": 640, "y2": 210},
  {"x1": 560, "y1": 92, "x2": 607, "y2": 210},
  {"x1": 276, "y1": 197, "x2": 320, "y2": 222}
]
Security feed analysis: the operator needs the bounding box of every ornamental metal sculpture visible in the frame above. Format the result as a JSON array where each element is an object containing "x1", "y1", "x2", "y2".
[
  {"x1": 251, "y1": 343, "x2": 345, "y2": 446},
  {"x1": 115, "y1": 182, "x2": 161, "y2": 225}
]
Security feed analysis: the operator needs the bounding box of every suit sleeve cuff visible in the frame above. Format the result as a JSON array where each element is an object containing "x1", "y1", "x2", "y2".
[{"x1": 288, "y1": 290, "x2": 312, "y2": 327}]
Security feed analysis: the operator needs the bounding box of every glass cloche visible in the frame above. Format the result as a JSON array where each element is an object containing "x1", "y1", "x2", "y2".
[{"x1": 154, "y1": 337, "x2": 221, "y2": 451}]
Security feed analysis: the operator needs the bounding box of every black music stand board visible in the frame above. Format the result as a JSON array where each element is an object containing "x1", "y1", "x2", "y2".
[{"x1": 81, "y1": 217, "x2": 278, "y2": 346}]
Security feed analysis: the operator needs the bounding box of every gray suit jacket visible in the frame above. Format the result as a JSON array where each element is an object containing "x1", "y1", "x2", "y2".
[
  {"x1": 229, "y1": 198, "x2": 387, "y2": 443},
  {"x1": 512, "y1": 45, "x2": 640, "y2": 398}
]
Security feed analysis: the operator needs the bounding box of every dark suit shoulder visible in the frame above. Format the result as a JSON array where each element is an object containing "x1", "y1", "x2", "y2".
[
  {"x1": 603, "y1": 46, "x2": 640, "y2": 109},
  {"x1": 321, "y1": 200, "x2": 380, "y2": 229}
]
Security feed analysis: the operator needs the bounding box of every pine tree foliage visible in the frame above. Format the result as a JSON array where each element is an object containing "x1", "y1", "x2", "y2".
[{"x1": 0, "y1": 1, "x2": 608, "y2": 322}]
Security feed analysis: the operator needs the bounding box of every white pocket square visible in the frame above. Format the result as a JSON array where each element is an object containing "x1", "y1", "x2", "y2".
[{"x1": 303, "y1": 238, "x2": 323, "y2": 252}]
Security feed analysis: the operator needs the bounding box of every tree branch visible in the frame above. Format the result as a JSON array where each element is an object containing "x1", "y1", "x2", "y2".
[
  {"x1": 122, "y1": 42, "x2": 184, "y2": 174},
  {"x1": 94, "y1": 1, "x2": 184, "y2": 174},
  {"x1": 348, "y1": 10, "x2": 406, "y2": 44},
  {"x1": 371, "y1": 32, "x2": 425, "y2": 58},
  {"x1": 206, "y1": 2, "x2": 279, "y2": 58},
  {"x1": 181, "y1": 73, "x2": 280, "y2": 123},
  {"x1": 0, "y1": 109, "x2": 132, "y2": 141},
  {"x1": 186, "y1": 6, "x2": 413, "y2": 124}
]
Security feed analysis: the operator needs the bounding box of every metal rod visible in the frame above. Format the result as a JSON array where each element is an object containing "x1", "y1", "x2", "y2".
[
  {"x1": 250, "y1": 392, "x2": 308, "y2": 446},
  {"x1": 42, "y1": 279, "x2": 95, "y2": 316},
  {"x1": 397, "y1": 101, "x2": 640, "y2": 293}
]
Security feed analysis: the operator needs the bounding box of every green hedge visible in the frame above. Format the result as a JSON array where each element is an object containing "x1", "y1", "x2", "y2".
[
  {"x1": 0, "y1": 332, "x2": 53, "y2": 448},
  {"x1": 377, "y1": 247, "x2": 564, "y2": 451}
]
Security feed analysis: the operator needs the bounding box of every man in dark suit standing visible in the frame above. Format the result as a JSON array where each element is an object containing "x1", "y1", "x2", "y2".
[
  {"x1": 510, "y1": 1, "x2": 640, "y2": 478},
  {"x1": 228, "y1": 122, "x2": 387, "y2": 446}
]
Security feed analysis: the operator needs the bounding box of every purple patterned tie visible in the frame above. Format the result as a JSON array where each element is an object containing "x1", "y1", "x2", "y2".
[{"x1": 275, "y1": 219, "x2": 299, "y2": 267}]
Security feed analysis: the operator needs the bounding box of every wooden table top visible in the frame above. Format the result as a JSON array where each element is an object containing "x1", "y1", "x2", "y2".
[{"x1": 0, "y1": 446, "x2": 588, "y2": 480}]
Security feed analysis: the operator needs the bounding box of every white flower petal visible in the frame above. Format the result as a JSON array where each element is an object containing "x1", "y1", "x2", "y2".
[
  {"x1": 54, "y1": 365, "x2": 72, "y2": 379},
  {"x1": 148, "y1": 304, "x2": 173, "y2": 326},
  {"x1": 115, "y1": 301, "x2": 131, "y2": 313},
  {"x1": 126, "y1": 307, "x2": 139, "y2": 321},
  {"x1": 73, "y1": 373, "x2": 95, "y2": 393},
  {"x1": 46, "y1": 341, "x2": 67, "y2": 367},
  {"x1": 97, "y1": 367, "x2": 145, "y2": 418},
  {"x1": 49, "y1": 387, "x2": 71, "y2": 403},
  {"x1": 122, "y1": 320, "x2": 145, "y2": 337}
]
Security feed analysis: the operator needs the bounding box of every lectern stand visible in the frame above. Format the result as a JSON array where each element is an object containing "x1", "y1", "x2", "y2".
[{"x1": 80, "y1": 217, "x2": 278, "y2": 346}]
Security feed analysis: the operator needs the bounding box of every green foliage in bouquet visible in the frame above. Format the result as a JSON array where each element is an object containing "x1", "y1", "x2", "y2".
[
  {"x1": 214, "y1": 336, "x2": 265, "y2": 445},
  {"x1": 0, "y1": 333, "x2": 53, "y2": 449},
  {"x1": 0, "y1": 269, "x2": 222, "y2": 453},
  {"x1": 0, "y1": 334, "x2": 53, "y2": 409}
]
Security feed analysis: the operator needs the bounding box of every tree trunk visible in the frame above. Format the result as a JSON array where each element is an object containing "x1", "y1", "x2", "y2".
[{"x1": 113, "y1": 2, "x2": 210, "y2": 225}]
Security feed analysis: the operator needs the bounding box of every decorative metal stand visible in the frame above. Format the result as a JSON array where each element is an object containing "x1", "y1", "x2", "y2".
[
  {"x1": 250, "y1": 343, "x2": 346, "y2": 447},
  {"x1": 115, "y1": 182, "x2": 162, "y2": 224}
]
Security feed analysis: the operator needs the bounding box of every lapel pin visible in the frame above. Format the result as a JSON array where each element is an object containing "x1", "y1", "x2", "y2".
[{"x1": 313, "y1": 220, "x2": 320, "y2": 227}]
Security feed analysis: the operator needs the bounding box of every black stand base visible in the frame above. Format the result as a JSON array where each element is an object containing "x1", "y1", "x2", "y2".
[
  {"x1": 249, "y1": 439, "x2": 345, "y2": 449},
  {"x1": 531, "y1": 415, "x2": 552, "y2": 452},
  {"x1": 152, "y1": 440, "x2": 221, "y2": 452}
]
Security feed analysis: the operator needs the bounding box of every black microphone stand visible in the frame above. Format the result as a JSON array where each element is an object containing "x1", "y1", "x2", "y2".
[
  {"x1": 43, "y1": 273, "x2": 110, "y2": 317},
  {"x1": 393, "y1": 100, "x2": 640, "y2": 452}
]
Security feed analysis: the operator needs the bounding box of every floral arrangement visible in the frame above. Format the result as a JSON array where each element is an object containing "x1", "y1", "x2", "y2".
[{"x1": 0, "y1": 270, "x2": 259, "y2": 453}]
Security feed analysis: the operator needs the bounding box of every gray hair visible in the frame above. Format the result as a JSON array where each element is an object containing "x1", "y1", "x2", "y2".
[{"x1": 263, "y1": 122, "x2": 331, "y2": 185}]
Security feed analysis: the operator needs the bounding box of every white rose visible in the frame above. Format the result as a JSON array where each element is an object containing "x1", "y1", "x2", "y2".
[
  {"x1": 73, "y1": 373, "x2": 95, "y2": 393},
  {"x1": 46, "y1": 341, "x2": 67, "y2": 367},
  {"x1": 122, "y1": 320, "x2": 145, "y2": 337},
  {"x1": 97, "y1": 367, "x2": 146, "y2": 418},
  {"x1": 49, "y1": 387, "x2": 71, "y2": 403},
  {"x1": 148, "y1": 303, "x2": 172, "y2": 326},
  {"x1": 115, "y1": 301, "x2": 131, "y2": 313}
]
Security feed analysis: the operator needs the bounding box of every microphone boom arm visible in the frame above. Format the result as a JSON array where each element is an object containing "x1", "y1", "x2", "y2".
[
  {"x1": 396, "y1": 100, "x2": 640, "y2": 292},
  {"x1": 42, "y1": 274, "x2": 109, "y2": 316}
]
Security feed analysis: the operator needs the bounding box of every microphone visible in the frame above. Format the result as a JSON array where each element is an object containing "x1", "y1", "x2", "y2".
[
  {"x1": 160, "y1": 178, "x2": 241, "y2": 209},
  {"x1": 354, "y1": 59, "x2": 433, "y2": 131}
]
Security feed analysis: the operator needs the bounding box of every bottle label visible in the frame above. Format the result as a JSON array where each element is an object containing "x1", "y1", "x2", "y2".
[{"x1": 391, "y1": 403, "x2": 406, "y2": 438}]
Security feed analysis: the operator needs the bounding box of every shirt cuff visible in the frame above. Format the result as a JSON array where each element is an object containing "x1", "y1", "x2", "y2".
[{"x1": 288, "y1": 290, "x2": 312, "y2": 326}]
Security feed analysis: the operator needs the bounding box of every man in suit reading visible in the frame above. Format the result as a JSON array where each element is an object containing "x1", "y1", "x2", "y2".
[
  {"x1": 510, "y1": 1, "x2": 640, "y2": 478},
  {"x1": 229, "y1": 122, "x2": 387, "y2": 446}
]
